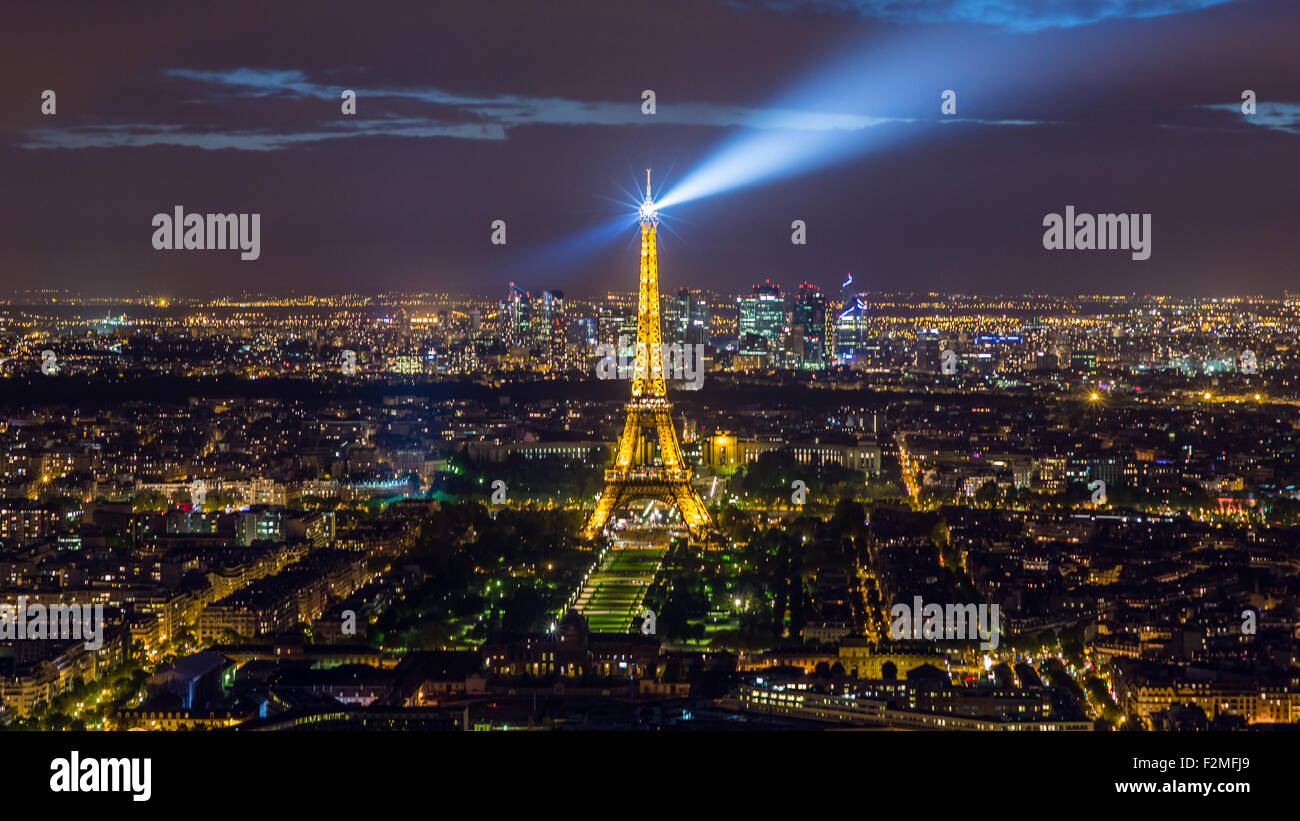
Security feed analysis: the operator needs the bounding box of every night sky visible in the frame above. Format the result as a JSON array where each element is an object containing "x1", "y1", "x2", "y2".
[{"x1": 2, "y1": 0, "x2": 1297, "y2": 298}]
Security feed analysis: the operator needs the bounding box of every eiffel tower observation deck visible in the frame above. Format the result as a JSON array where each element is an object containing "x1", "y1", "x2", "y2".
[{"x1": 582, "y1": 170, "x2": 716, "y2": 541}]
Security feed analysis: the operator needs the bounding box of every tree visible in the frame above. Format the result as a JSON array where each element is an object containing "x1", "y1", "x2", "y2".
[
  {"x1": 131, "y1": 489, "x2": 168, "y2": 513},
  {"x1": 928, "y1": 520, "x2": 950, "y2": 549},
  {"x1": 500, "y1": 586, "x2": 548, "y2": 634}
]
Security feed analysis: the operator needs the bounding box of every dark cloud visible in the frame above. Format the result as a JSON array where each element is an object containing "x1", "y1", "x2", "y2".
[{"x1": 732, "y1": 0, "x2": 1239, "y2": 31}]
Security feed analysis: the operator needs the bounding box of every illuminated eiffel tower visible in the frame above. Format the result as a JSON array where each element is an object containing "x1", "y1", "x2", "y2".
[{"x1": 582, "y1": 170, "x2": 715, "y2": 541}]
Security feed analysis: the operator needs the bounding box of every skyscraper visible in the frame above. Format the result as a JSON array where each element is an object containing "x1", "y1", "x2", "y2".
[
  {"x1": 792, "y1": 282, "x2": 827, "y2": 370},
  {"x1": 915, "y1": 328, "x2": 943, "y2": 373},
  {"x1": 834, "y1": 297, "x2": 869, "y2": 364},
  {"x1": 505, "y1": 282, "x2": 530, "y2": 347},
  {"x1": 676, "y1": 287, "x2": 709, "y2": 348},
  {"x1": 739, "y1": 280, "x2": 784, "y2": 365},
  {"x1": 539, "y1": 289, "x2": 566, "y2": 373}
]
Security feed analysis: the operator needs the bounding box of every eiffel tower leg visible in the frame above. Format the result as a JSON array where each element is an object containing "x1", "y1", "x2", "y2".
[
  {"x1": 670, "y1": 480, "x2": 713, "y2": 539},
  {"x1": 582, "y1": 488, "x2": 621, "y2": 540}
]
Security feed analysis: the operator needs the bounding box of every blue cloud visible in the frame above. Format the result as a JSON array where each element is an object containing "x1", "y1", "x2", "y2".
[
  {"x1": 1200, "y1": 102, "x2": 1300, "y2": 135},
  {"x1": 21, "y1": 66, "x2": 1048, "y2": 151},
  {"x1": 737, "y1": 0, "x2": 1238, "y2": 32},
  {"x1": 21, "y1": 119, "x2": 507, "y2": 151},
  {"x1": 168, "y1": 68, "x2": 911, "y2": 130}
]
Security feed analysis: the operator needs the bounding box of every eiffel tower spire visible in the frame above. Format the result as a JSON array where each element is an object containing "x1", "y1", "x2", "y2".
[{"x1": 583, "y1": 170, "x2": 715, "y2": 540}]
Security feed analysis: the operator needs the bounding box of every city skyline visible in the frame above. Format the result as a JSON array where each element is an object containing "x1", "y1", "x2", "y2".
[{"x1": 2, "y1": 278, "x2": 1298, "y2": 739}]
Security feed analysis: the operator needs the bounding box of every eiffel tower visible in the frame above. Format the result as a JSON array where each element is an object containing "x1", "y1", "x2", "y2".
[{"x1": 582, "y1": 170, "x2": 715, "y2": 541}]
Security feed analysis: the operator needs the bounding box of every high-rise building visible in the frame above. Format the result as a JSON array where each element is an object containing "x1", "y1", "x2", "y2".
[
  {"x1": 539, "y1": 290, "x2": 567, "y2": 373},
  {"x1": 676, "y1": 287, "x2": 709, "y2": 347},
  {"x1": 792, "y1": 282, "x2": 827, "y2": 370},
  {"x1": 505, "y1": 282, "x2": 530, "y2": 347},
  {"x1": 567, "y1": 316, "x2": 598, "y2": 371},
  {"x1": 833, "y1": 297, "x2": 870, "y2": 364},
  {"x1": 739, "y1": 280, "x2": 784, "y2": 364},
  {"x1": 915, "y1": 329, "x2": 943, "y2": 373},
  {"x1": 598, "y1": 292, "x2": 638, "y2": 351}
]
